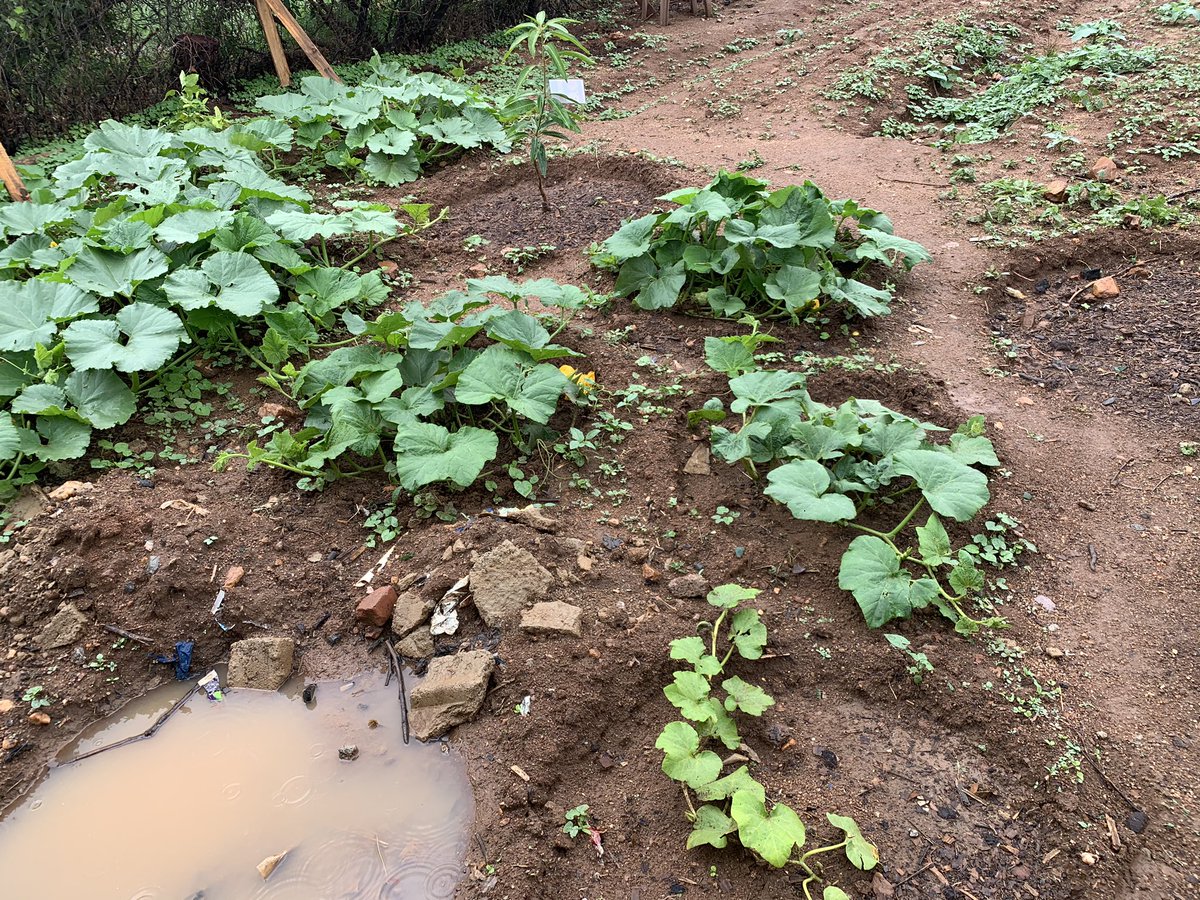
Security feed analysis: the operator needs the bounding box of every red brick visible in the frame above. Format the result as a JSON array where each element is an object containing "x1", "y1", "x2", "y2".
[{"x1": 355, "y1": 586, "x2": 397, "y2": 627}]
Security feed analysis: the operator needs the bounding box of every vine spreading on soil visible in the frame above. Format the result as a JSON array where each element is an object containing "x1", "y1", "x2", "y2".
[
  {"x1": 656, "y1": 583, "x2": 879, "y2": 900},
  {"x1": 696, "y1": 335, "x2": 1008, "y2": 634}
]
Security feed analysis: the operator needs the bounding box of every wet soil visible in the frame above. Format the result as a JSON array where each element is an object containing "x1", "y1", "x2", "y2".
[
  {"x1": 992, "y1": 234, "x2": 1200, "y2": 429},
  {"x1": 3, "y1": 0, "x2": 1200, "y2": 898}
]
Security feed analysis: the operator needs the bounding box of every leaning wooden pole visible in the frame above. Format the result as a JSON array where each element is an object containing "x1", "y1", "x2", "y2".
[
  {"x1": 254, "y1": 0, "x2": 293, "y2": 87},
  {"x1": 0, "y1": 140, "x2": 28, "y2": 202},
  {"x1": 255, "y1": 0, "x2": 343, "y2": 86}
]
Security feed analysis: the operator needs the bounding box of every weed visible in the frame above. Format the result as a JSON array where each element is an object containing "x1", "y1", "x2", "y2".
[
  {"x1": 22, "y1": 686, "x2": 50, "y2": 709},
  {"x1": 563, "y1": 804, "x2": 597, "y2": 839},
  {"x1": 884, "y1": 633, "x2": 934, "y2": 684},
  {"x1": 502, "y1": 243, "x2": 557, "y2": 272},
  {"x1": 711, "y1": 506, "x2": 740, "y2": 526}
]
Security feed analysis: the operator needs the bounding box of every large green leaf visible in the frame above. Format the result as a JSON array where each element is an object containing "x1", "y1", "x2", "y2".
[
  {"x1": 730, "y1": 608, "x2": 767, "y2": 660},
  {"x1": 664, "y1": 670, "x2": 716, "y2": 722},
  {"x1": 822, "y1": 275, "x2": 892, "y2": 318},
  {"x1": 24, "y1": 416, "x2": 92, "y2": 462},
  {"x1": 694, "y1": 766, "x2": 765, "y2": 803},
  {"x1": 854, "y1": 227, "x2": 932, "y2": 270},
  {"x1": 67, "y1": 246, "x2": 168, "y2": 298},
  {"x1": 0, "y1": 281, "x2": 99, "y2": 351},
  {"x1": 765, "y1": 459, "x2": 856, "y2": 522},
  {"x1": 616, "y1": 256, "x2": 687, "y2": 310},
  {"x1": 363, "y1": 151, "x2": 421, "y2": 186},
  {"x1": 63, "y1": 303, "x2": 187, "y2": 373},
  {"x1": 0, "y1": 201, "x2": 75, "y2": 237},
  {"x1": 730, "y1": 791, "x2": 806, "y2": 867},
  {"x1": 154, "y1": 209, "x2": 235, "y2": 244},
  {"x1": 0, "y1": 413, "x2": 21, "y2": 461},
  {"x1": 0, "y1": 353, "x2": 37, "y2": 401},
  {"x1": 655, "y1": 721, "x2": 722, "y2": 789},
  {"x1": 64, "y1": 369, "x2": 137, "y2": 429},
  {"x1": 603, "y1": 214, "x2": 659, "y2": 261},
  {"x1": 455, "y1": 346, "x2": 569, "y2": 424},
  {"x1": 9, "y1": 383, "x2": 71, "y2": 416},
  {"x1": 946, "y1": 432, "x2": 1000, "y2": 467},
  {"x1": 764, "y1": 265, "x2": 822, "y2": 313},
  {"x1": 728, "y1": 370, "x2": 807, "y2": 413},
  {"x1": 707, "y1": 583, "x2": 759, "y2": 609},
  {"x1": 164, "y1": 251, "x2": 280, "y2": 317},
  {"x1": 669, "y1": 636, "x2": 722, "y2": 676},
  {"x1": 391, "y1": 422, "x2": 497, "y2": 490},
  {"x1": 838, "y1": 535, "x2": 940, "y2": 627},
  {"x1": 915, "y1": 513, "x2": 953, "y2": 567},
  {"x1": 894, "y1": 448, "x2": 990, "y2": 521},
  {"x1": 703, "y1": 337, "x2": 756, "y2": 376}
]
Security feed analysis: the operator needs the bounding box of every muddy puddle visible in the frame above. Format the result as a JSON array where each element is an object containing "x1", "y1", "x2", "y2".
[{"x1": 0, "y1": 671, "x2": 473, "y2": 899}]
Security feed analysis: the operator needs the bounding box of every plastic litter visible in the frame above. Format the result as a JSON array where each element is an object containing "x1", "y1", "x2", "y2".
[
  {"x1": 198, "y1": 670, "x2": 224, "y2": 702},
  {"x1": 430, "y1": 576, "x2": 469, "y2": 636},
  {"x1": 151, "y1": 641, "x2": 194, "y2": 680}
]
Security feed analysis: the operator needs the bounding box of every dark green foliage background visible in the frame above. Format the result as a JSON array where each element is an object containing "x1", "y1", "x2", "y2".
[{"x1": 0, "y1": 0, "x2": 563, "y2": 151}]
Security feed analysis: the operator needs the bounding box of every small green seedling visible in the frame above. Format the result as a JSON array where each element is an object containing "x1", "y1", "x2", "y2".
[
  {"x1": 884, "y1": 634, "x2": 934, "y2": 685},
  {"x1": 502, "y1": 14, "x2": 594, "y2": 209},
  {"x1": 23, "y1": 686, "x2": 51, "y2": 709},
  {"x1": 563, "y1": 804, "x2": 594, "y2": 839},
  {"x1": 711, "y1": 506, "x2": 740, "y2": 525}
]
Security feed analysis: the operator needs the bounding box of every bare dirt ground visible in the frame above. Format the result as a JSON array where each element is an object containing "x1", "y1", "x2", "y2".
[{"x1": 2, "y1": 0, "x2": 1198, "y2": 898}]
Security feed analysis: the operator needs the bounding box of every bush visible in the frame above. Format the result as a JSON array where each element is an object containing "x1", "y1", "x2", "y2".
[{"x1": 0, "y1": 0, "x2": 564, "y2": 151}]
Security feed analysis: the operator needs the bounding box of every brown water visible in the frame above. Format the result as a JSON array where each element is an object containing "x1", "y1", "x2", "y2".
[{"x1": 0, "y1": 671, "x2": 473, "y2": 899}]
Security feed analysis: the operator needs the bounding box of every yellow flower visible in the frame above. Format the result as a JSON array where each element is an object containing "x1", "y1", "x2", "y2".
[
  {"x1": 559, "y1": 365, "x2": 596, "y2": 394},
  {"x1": 49, "y1": 241, "x2": 59, "y2": 248}
]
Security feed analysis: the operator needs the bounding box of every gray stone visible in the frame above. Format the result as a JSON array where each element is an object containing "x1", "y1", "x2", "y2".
[
  {"x1": 498, "y1": 505, "x2": 558, "y2": 532},
  {"x1": 470, "y1": 540, "x2": 553, "y2": 627},
  {"x1": 520, "y1": 601, "x2": 583, "y2": 637},
  {"x1": 396, "y1": 626, "x2": 434, "y2": 659},
  {"x1": 228, "y1": 636, "x2": 294, "y2": 690},
  {"x1": 390, "y1": 591, "x2": 435, "y2": 639},
  {"x1": 36, "y1": 603, "x2": 88, "y2": 650},
  {"x1": 667, "y1": 573, "x2": 710, "y2": 599},
  {"x1": 683, "y1": 445, "x2": 711, "y2": 475},
  {"x1": 409, "y1": 650, "x2": 495, "y2": 740}
]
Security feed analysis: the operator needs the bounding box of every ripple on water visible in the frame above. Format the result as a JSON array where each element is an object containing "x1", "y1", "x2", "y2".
[{"x1": 0, "y1": 672, "x2": 473, "y2": 900}]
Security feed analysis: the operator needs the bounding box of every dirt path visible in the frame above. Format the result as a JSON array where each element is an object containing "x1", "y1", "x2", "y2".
[{"x1": 569, "y1": 1, "x2": 1200, "y2": 895}]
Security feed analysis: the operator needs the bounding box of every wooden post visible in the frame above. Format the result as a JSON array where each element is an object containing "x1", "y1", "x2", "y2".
[
  {"x1": 0, "y1": 140, "x2": 28, "y2": 202},
  {"x1": 255, "y1": 0, "x2": 292, "y2": 87},
  {"x1": 264, "y1": 0, "x2": 342, "y2": 83}
]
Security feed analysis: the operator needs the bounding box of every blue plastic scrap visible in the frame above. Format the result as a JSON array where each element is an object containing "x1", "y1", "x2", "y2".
[{"x1": 151, "y1": 641, "x2": 195, "y2": 680}]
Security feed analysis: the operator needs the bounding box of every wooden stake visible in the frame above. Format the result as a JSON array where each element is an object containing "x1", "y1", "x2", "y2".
[
  {"x1": 0, "y1": 140, "x2": 28, "y2": 202},
  {"x1": 264, "y1": 0, "x2": 342, "y2": 83},
  {"x1": 254, "y1": 0, "x2": 292, "y2": 87}
]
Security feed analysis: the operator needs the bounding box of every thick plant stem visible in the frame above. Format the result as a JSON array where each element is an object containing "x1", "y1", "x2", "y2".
[{"x1": 885, "y1": 497, "x2": 926, "y2": 540}]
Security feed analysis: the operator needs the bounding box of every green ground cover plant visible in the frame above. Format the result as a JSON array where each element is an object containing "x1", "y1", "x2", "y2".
[
  {"x1": 590, "y1": 171, "x2": 930, "y2": 323},
  {"x1": 696, "y1": 340, "x2": 1004, "y2": 634},
  {"x1": 216, "y1": 275, "x2": 598, "y2": 492},
  {"x1": 0, "y1": 119, "x2": 419, "y2": 500},
  {"x1": 254, "y1": 55, "x2": 513, "y2": 185},
  {"x1": 656, "y1": 583, "x2": 878, "y2": 899}
]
